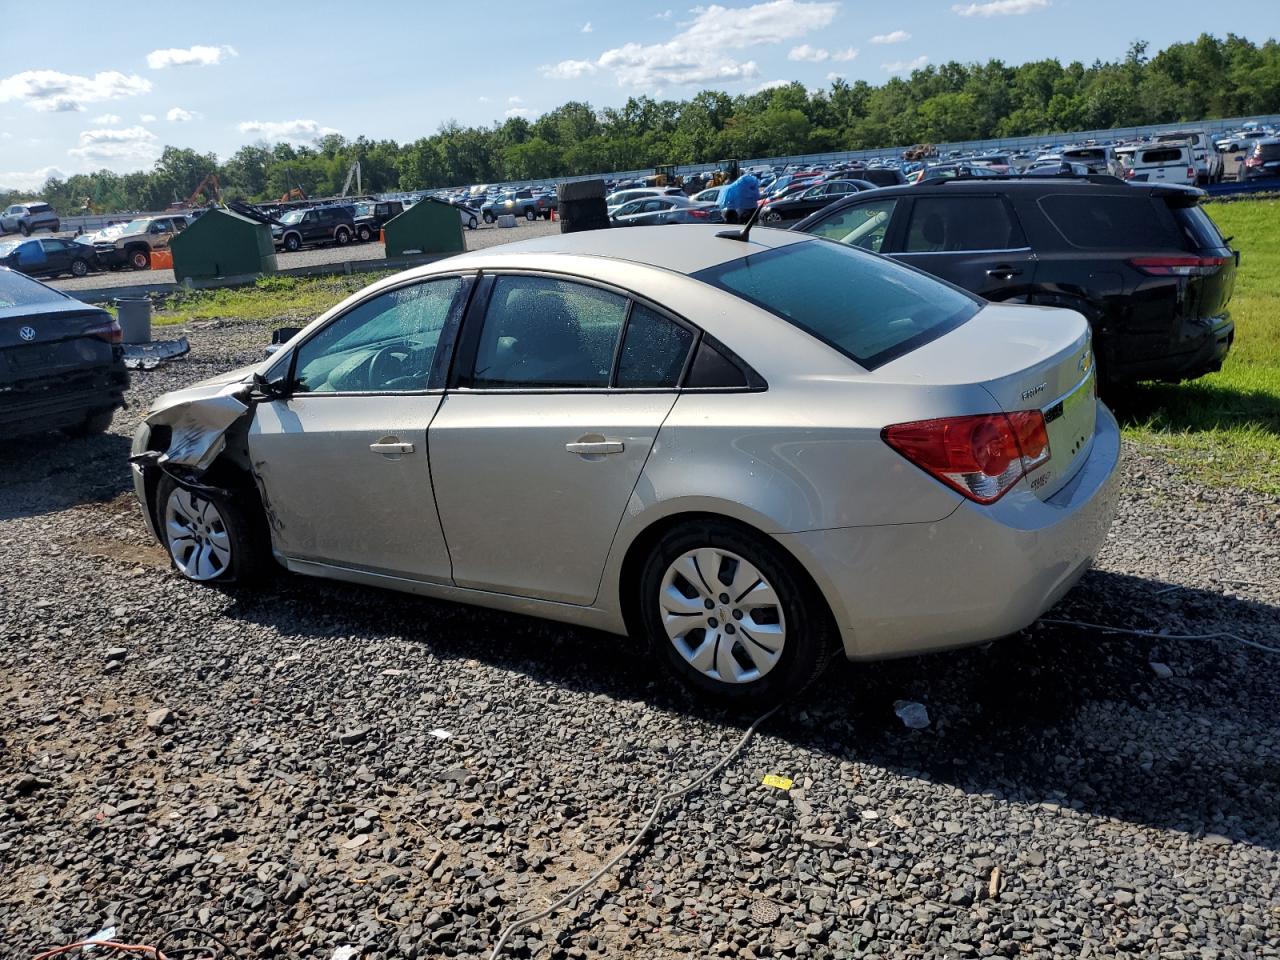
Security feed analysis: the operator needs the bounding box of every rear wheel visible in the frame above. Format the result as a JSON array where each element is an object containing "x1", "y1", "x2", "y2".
[
  {"x1": 468, "y1": 216, "x2": 478, "y2": 230},
  {"x1": 64, "y1": 409, "x2": 114, "y2": 436},
  {"x1": 335, "y1": 226, "x2": 351, "y2": 245},
  {"x1": 156, "y1": 474, "x2": 272, "y2": 586},
  {"x1": 19, "y1": 222, "x2": 30, "y2": 236},
  {"x1": 69, "y1": 258, "x2": 89, "y2": 277},
  {"x1": 525, "y1": 208, "x2": 537, "y2": 222},
  {"x1": 638, "y1": 520, "x2": 834, "y2": 704}
]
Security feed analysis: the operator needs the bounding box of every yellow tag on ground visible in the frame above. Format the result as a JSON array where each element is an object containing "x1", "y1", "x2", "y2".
[{"x1": 761, "y1": 774, "x2": 794, "y2": 790}]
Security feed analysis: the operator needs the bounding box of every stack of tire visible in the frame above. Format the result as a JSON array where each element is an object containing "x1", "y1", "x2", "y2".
[{"x1": 557, "y1": 179, "x2": 610, "y2": 234}]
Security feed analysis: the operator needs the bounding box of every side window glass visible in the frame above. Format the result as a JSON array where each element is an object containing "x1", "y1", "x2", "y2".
[
  {"x1": 294, "y1": 278, "x2": 461, "y2": 393},
  {"x1": 471, "y1": 276, "x2": 627, "y2": 388},
  {"x1": 808, "y1": 199, "x2": 898, "y2": 253},
  {"x1": 904, "y1": 197, "x2": 1021, "y2": 253},
  {"x1": 616, "y1": 305, "x2": 694, "y2": 388}
]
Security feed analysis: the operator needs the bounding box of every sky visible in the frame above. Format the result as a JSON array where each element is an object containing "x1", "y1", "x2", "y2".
[{"x1": 0, "y1": 0, "x2": 1273, "y2": 190}]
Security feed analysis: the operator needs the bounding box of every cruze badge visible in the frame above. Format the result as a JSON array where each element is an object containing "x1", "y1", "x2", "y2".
[{"x1": 18, "y1": 326, "x2": 36, "y2": 341}]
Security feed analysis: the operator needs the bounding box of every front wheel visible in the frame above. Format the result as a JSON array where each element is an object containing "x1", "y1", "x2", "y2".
[
  {"x1": 357, "y1": 225, "x2": 373, "y2": 242},
  {"x1": 19, "y1": 223, "x2": 30, "y2": 237},
  {"x1": 70, "y1": 258, "x2": 89, "y2": 277},
  {"x1": 129, "y1": 248, "x2": 150, "y2": 270},
  {"x1": 283, "y1": 233, "x2": 302, "y2": 252},
  {"x1": 525, "y1": 208, "x2": 537, "y2": 222},
  {"x1": 156, "y1": 475, "x2": 272, "y2": 586},
  {"x1": 638, "y1": 520, "x2": 834, "y2": 704},
  {"x1": 483, "y1": 212, "x2": 495, "y2": 224},
  {"x1": 468, "y1": 216, "x2": 478, "y2": 230},
  {"x1": 335, "y1": 227, "x2": 351, "y2": 245}
]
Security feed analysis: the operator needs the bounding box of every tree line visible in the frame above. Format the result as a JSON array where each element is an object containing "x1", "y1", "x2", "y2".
[{"x1": 6, "y1": 32, "x2": 1279, "y2": 214}]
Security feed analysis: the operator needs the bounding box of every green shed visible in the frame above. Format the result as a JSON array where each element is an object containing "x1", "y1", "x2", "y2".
[
  {"x1": 170, "y1": 208, "x2": 278, "y2": 283},
  {"x1": 382, "y1": 198, "x2": 465, "y2": 257}
]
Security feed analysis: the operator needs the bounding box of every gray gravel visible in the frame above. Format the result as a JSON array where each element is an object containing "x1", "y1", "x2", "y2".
[
  {"x1": 2, "y1": 318, "x2": 1278, "y2": 959},
  {"x1": 45, "y1": 219, "x2": 562, "y2": 293}
]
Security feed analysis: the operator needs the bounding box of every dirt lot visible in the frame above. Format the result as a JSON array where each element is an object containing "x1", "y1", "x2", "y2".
[
  {"x1": 1, "y1": 318, "x2": 1278, "y2": 959},
  {"x1": 45, "y1": 218, "x2": 562, "y2": 293}
]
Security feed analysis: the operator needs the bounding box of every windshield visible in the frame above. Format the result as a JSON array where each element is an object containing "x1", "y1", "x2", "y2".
[
  {"x1": 693, "y1": 240, "x2": 979, "y2": 370},
  {"x1": 355, "y1": 203, "x2": 371, "y2": 217},
  {"x1": 120, "y1": 218, "x2": 152, "y2": 234},
  {"x1": 279, "y1": 211, "x2": 305, "y2": 224}
]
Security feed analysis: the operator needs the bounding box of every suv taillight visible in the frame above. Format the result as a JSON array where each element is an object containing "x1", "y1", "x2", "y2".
[
  {"x1": 1245, "y1": 154, "x2": 1262, "y2": 167},
  {"x1": 882, "y1": 411, "x2": 1050, "y2": 504},
  {"x1": 1187, "y1": 167, "x2": 1197, "y2": 179},
  {"x1": 1129, "y1": 255, "x2": 1226, "y2": 277},
  {"x1": 86, "y1": 318, "x2": 123, "y2": 344}
]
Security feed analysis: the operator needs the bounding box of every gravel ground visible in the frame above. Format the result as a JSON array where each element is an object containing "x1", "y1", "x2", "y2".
[
  {"x1": 45, "y1": 219, "x2": 562, "y2": 293},
  {"x1": 2, "y1": 318, "x2": 1278, "y2": 959}
]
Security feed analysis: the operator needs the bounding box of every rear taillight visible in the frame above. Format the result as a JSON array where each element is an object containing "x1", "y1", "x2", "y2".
[
  {"x1": 1129, "y1": 255, "x2": 1226, "y2": 277},
  {"x1": 1187, "y1": 167, "x2": 1196, "y2": 179},
  {"x1": 1245, "y1": 155, "x2": 1262, "y2": 167},
  {"x1": 86, "y1": 318, "x2": 123, "y2": 344},
  {"x1": 1123, "y1": 167, "x2": 1135, "y2": 179},
  {"x1": 882, "y1": 411, "x2": 1051, "y2": 504},
  {"x1": 688, "y1": 209, "x2": 709, "y2": 218}
]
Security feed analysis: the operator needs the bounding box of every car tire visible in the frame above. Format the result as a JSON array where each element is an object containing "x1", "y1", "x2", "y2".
[
  {"x1": 468, "y1": 216, "x2": 478, "y2": 230},
  {"x1": 525, "y1": 208, "x2": 538, "y2": 222},
  {"x1": 69, "y1": 258, "x2": 89, "y2": 277},
  {"x1": 763, "y1": 211, "x2": 781, "y2": 222},
  {"x1": 483, "y1": 212, "x2": 495, "y2": 224},
  {"x1": 64, "y1": 409, "x2": 115, "y2": 437},
  {"x1": 19, "y1": 222, "x2": 30, "y2": 237},
  {"x1": 357, "y1": 225, "x2": 373, "y2": 242},
  {"x1": 637, "y1": 519, "x2": 835, "y2": 704},
  {"x1": 335, "y1": 227, "x2": 351, "y2": 245},
  {"x1": 129, "y1": 248, "x2": 151, "y2": 270},
  {"x1": 284, "y1": 233, "x2": 301, "y2": 252},
  {"x1": 155, "y1": 474, "x2": 273, "y2": 587}
]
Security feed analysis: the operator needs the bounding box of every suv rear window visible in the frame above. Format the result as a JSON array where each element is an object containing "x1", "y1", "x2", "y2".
[
  {"x1": 1140, "y1": 148, "x2": 1185, "y2": 164},
  {"x1": 692, "y1": 240, "x2": 978, "y2": 370},
  {"x1": 27, "y1": 203, "x2": 51, "y2": 214},
  {"x1": 1257, "y1": 143, "x2": 1280, "y2": 160},
  {"x1": 1038, "y1": 194, "x2": 1175, "y2": 249}
]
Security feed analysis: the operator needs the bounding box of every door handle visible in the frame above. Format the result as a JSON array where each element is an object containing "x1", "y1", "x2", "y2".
[
  {"x1": 566, "y1": 440, "x2": 625, "y2": 455},
  {"x1": 370, "y1": 440, "x2": 415, "y2": 454},
  {"x1": 986, "y1": 265, "x2": 1023, "y2": 280}
]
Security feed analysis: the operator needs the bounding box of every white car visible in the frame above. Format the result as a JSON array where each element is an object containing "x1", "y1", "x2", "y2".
[
  {"x1": 131, "y1": 225, "x2": 1119, "y2": 702},
  {"x1": 1154, "y1": 131, "x2": 1222, "y2": 184},
  {"x1": 1122, "y1": 143, "x2": 1197, "y2": 186}
]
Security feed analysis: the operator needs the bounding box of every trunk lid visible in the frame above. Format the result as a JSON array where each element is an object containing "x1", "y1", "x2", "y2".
[
  {"x1": 876, "y1": 302, "x2": 1096, "y2": 501},
  {"x1": 0, "y1": 301, "x2": 117, "y2": 383}
]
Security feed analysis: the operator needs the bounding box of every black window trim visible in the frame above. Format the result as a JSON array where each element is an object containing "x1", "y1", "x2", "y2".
[
  {"x1": 276, "y1": 271, "x2": 477, "y2": 398},
  {"x1": 447, "y1": 267, "x2": 765, "y2": 395}
]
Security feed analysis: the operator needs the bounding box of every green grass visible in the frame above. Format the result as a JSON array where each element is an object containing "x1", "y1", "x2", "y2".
[
  {"x1": 144, "y1": 272, "x2": 396, "y2": 327},
  {"x1": 1116, "y1": 199, "x2": 1280, "y2": 495}
]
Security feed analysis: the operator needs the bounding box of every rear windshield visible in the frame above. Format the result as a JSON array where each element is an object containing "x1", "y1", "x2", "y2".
[
  {"x1": 27, "y1": 203, "x2": 52, "y2": 213},
  {"x1": 0, "y1": 269, "x2": 65, "y2": 308},
  {"x1": 1039, "y1": 194, "x2": 1176, "y2": 249},
  {"x1": 1257, "y1": 143, "x2": 1280, "y2": 160},
  {"x1": 692, "y1": 240, "x2": 978, "y2": 370},
  {"x1": 1171, "y1": 205, "x2": 1227, "y2": 251},
  {"x1": 1065, "y1": 149, "x2": 1105, "y2": 160},
  {"x1": 1140, "y1": 148, "x2": 1185, "y2": 164}
]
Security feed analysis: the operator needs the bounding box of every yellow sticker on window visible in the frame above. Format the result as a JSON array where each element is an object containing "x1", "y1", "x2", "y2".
[{"x1": 761, "y1": 774, "x2": 794, "y2": 791}]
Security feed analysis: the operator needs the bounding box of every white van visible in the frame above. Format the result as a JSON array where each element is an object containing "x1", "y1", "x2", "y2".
[
  {"x1": 1154, "y1": 130, "x2": 1222, "y2": 183},
  {"x1": 1122, "y1": 143, "x2": 1197, "y2": 186}
]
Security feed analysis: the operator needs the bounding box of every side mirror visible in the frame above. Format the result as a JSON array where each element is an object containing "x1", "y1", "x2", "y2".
[
  {"x1": 251, "y1": 370, "x2": 290, "y2": 400},
  {"x1": 271, "y1": 326, "x2": 302, "y2": 345}
]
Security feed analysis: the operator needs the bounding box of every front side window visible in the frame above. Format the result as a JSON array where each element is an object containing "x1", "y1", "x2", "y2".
[
  {"x1": 903, "y1": 196, "x2": 1023, "y2": 253},
  {"x1": 294, "y1": 278, "x2": 462, "y2": 393},
  {"x1": 693, "y1": 240, "x2": 978, "y2": 370},
  {"x1": 470, "y1": 276, "x2": 627, "y2": 388},
  {"x1": 806, "y1": 198, "x2": 898, "y2": 253}
]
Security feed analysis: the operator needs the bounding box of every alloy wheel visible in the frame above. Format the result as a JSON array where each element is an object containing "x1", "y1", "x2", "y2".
[
  {"x1": 164, "y1": 487, "x2": 232, "y2": 581},
  {"x1": 658, "y1": 547, "x2": 786, "y2": 684}
]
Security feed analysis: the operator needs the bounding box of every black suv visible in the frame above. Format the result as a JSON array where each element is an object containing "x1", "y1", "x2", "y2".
[
  {"x1": 792, "y1": 176, "x2": 1237, "y2": 384},
  {"x1": 354, "y1": 200, "x2": 404, "y2": 242},
  {"x1": 272, "y1": 205, "x2": 357, "y2": 252}
]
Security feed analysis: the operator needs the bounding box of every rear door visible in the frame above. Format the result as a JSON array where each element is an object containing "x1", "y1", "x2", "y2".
[
  {"x1": 38, "y1": 239, "x2": 73, "y2": 275},
  {"x1": 891, "y1": 193, "x2": 1037, "y2": 302},
  {"x1": 429, "y1": 274, "x2": 695, "y2": 604}
]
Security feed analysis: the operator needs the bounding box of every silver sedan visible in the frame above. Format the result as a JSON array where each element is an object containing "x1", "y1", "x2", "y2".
[{"x1": 131, "y1": 225, "x2": 1120, "y2": 702}]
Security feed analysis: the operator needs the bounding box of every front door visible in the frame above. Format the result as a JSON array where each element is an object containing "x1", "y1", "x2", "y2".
[
  {"x1": 248, "y1": 275, "x2": 468, "y2": 581},
  {"x1": 430, "y1": 275, "x2": 695, "y2": 604},
  {"x1": 891, "y1": 194, "x2": 1037, "y2": 303}
]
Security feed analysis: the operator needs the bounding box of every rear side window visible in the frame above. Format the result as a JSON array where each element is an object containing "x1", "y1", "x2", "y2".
[
  {"x1": 693, "y1": 240, "x2": 978, "y2": 370},
  {"x1": 615, "y1": 305, "x2": 694, "y2": 388},
  {"x1": 904, "y1": 197, "x2": 1024, "y2": 252},
  {"x1": 1140, "y1": 148, "x2": 1185, "y2": 164},
  {"x1": 1038, "y1": 194, "x2": 1176, "y2": 249},
  {"x1": 1171, "y1": 205, "x2": 1227, "y2": 251}
]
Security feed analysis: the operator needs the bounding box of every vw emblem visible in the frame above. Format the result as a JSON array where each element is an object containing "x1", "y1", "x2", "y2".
[{"x1": 18, "y1": 326, "x2": 36, "y2": 342}]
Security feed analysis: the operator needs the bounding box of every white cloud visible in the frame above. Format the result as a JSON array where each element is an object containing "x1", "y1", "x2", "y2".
[
  {"x1": 0, "y1": 70, "x2": 151, "y2": 113},
  {"x1": 146, "y1": 44, "x2": 238, "y2": 69},
  {"x1": 92, "y1": 112, "x2": 121, "y2": 124},
  {"x1": 139, "y1": 113, "x2": 157, "y2": 123},
  {"x1": 543, "y1": 0, "x2": 838, "y2": 88},
  {"x1": 653, "y1": 9, "x2": 672, "y2": 18},
  {"x1": 166, "y1": 106, "x2": 199, "y2": 122},
  {"x1": 832, "y1": 47, "x2": 858, "y2": 61},
  {"x1": 582, "y1": 21, "x2": 593, "y2": 32},
  {"x1": 748, "y1": 79, "x2": 790, "y2": 94},
  {"x1": 826, "y1": 71, "x2": 845, "y2": 82},
  {"x1": 508, "y1": 95, "x2": 524, "y2": 104},
  {"x1": 238, "y1": 118, "x2": 340, "y2": 144},
  {"x1": 68, "y1": 126, "x2": 161, "y2": 169},
  {"x1": 0, "y1": 165, "x2": 65, "y2": 191},
  {"x1": 881, "y1": 55, "x2": 929, "y2": 72},
  {"x1": 478, "y1": 96, "x2": 491, "y2": 103},
  {"x1": 952, "y1": 0, "x2": 1048, "y2": 15},
  {"x1": 788, "y1": 44, "x2": 829, "y2": 62},
  {"x1": 505, "y1": 107, "x2": 532, "y2": 119},
  {"x1": 870, "y1": 30, "x2": 911, "y2": 44}
]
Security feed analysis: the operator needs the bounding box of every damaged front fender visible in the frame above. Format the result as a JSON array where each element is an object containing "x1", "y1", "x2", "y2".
[{"x1": 141, "y1": 380, "x2": 255, "y2": 472}]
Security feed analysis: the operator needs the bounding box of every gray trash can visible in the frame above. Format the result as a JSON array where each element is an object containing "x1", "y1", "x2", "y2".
[{"x1": 116, "y1": 297, "x2": 152, "y2": 344}]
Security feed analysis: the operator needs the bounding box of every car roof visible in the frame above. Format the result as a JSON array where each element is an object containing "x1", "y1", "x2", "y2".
[{"x1": 439, "y1": 222, "x2": 811, "y2": 276}]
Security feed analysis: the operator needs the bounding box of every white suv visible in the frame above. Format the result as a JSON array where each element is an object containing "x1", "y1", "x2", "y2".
[
  {"x1": 1154, "y1": 131, "x2": 1223, "y2": 184},
  {"x1": 1122, "y1": 143, "x2": 1197, "y2": 186}
]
